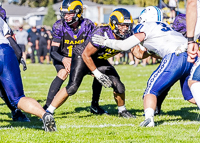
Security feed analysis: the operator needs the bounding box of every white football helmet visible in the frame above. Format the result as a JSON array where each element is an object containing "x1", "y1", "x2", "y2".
[{"x1": 138, "y1": 6, "x2": 163, "y2": 23}]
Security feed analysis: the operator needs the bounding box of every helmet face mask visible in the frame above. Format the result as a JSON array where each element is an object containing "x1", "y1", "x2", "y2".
[
  {"x1": 60, "y1": 0, "x2": 83, "y2": 25},
  {"x1": 138, "y1": 6, "x2": 163, "y2": 23},
  {"x1": 109, "y1": 8, "x2": 133, "y2": 39}
]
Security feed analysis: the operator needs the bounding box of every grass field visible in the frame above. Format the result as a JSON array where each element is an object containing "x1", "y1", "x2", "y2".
[{"x1": 0, "y1": 63, "x2": 200, "y2": 142}]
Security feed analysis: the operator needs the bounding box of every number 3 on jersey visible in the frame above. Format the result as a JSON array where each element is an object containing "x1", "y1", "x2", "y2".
[{"x1": 156, "y1": 22, "x2": 171, "y2": 32}]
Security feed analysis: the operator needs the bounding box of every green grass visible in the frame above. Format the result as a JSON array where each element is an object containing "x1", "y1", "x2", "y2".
[{"x1": 0, "y1": 63, "x2": 200, "y2": 142}]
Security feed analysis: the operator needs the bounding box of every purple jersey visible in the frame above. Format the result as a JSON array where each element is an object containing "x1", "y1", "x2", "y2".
[
  {"x1": 172, "y1": 14, "x2": 186, "y2": 37},
  {"x1": 74, "y1": 26, "x2": 121, "y2": 60},
  {"x1": 52, "y1": 18, "x2": 95, "y2": 58}
]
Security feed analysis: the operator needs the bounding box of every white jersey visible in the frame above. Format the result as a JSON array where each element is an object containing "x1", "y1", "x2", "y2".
[
  {"x1": 0, "y1": 18, "x2": 10, "y2": 44},
  {"x1": 133, "y1": 22, "x2": 187, "y2": 58}
]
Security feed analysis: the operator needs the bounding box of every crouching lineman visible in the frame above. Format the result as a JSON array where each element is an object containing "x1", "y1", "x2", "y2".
[
  {"x1": 92, "y1": 6, "x2": 194, "y2": 126},
  {"x1": 0, "y1": 6, "x2": 30, "y2": 122},
  {"x1": 46, "y1": 8, "x2": 136, "y2": 118},
  {"x1": 0, "y1": 17, "x2": 56, "y2": 132}
]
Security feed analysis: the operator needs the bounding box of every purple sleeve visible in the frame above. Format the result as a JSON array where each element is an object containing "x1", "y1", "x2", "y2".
[
  {"x1": 52, "y1": 20, "x2": 63, "y2": 43},
  {"x1": 89, "y1": 26, "x2": 112, "y2": 49},
  {"x1": 84, "y1": 19, "x2": 95, "y2": 41}
]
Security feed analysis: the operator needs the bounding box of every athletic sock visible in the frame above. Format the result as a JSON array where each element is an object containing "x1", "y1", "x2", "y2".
[
  {"x1": 118, "y1": 105, "x2": 126, "y2": 113},
  {"x1": 144, "y1": 108, "x2": 154, "y2": 119},
  {"x1": 46, "y1": 105, "x2": 56, "y2": 114},
  {"x1": 91, "y1": 78, "x2": 102, "y2": 106},
  {"x1": 190, "y1": 82, "x2": 200, "y2": 109},
  {"x1": 45, "y1": 76, "x2": 64, "y2": 107}
]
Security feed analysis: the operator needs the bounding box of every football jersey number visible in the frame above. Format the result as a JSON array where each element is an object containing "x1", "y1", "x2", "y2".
[
  {"x1": 67, "y1": 45, "x2": 73, "y2": 57},
  {"x1": 156, "y1": 22, "x2": 171, "y2": 32}
]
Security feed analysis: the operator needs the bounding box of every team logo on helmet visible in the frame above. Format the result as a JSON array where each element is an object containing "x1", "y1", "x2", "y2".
[
  {"x1": 109, "y1": 8, "x2": 133, "y2": 39},
  {"x1": 60, "y1": 0, "x2": 83, "y2": 25}
]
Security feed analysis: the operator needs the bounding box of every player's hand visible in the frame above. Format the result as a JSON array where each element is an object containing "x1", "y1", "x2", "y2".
[
  {"x1": 20, "y1": 57, "x2": 27, "y2": 71},
  {"x1": 62, "y1": 57, "x2": 72, "y2": 73},
  {"x1": 92, "y1": 32, "x2": 109, "y2": 46},
  {"x1": 187, "y1": 42, "x2": 199, "y2": 63},
  {"x1": 92, "y1": 69, "x2": 112, "y2": 88}
]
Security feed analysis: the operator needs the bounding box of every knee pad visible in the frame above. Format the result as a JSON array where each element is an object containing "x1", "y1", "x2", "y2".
[
  {"x1": 111, "y1": 77, "x2": 125, "y2": 94},
  {"x1": 66, "y1": 84, "x2": 79, "y2": 96}
]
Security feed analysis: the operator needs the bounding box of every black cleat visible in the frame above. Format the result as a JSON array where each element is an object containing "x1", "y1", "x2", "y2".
[
  {"x1": 42, "y1": 112, "x2": 57, "y2": 132},
  {"x1": 90, "y1": 105, "x2": 109, "y2": 115},
  {"x1": 12, "y1": 109, "x2": 30, "y2": 122},
  {"x1": 118, "y1": 110, "x2": 136, "y2": 118}
]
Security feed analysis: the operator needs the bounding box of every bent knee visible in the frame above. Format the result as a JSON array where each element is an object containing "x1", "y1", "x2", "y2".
[
  {"x1": 113, "y1": 83, "x2": 125, "y2": 94},
  {"x1": 57, "y1": 69, "x2": 69, "y2": 80},
  {"x1": 66, "y1": 84, "x2": 79, "y2": 96}
]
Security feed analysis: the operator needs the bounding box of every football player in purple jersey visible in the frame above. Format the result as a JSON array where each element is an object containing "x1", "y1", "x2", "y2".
[
  {"x1": 46, "y1": 8, "x2": 136, "y2": 118},
  {"x1": 43, "y1": 0, "x2": 107, "y2": 115}
]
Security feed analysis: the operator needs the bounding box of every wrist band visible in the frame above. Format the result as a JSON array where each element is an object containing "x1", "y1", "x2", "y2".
[{"x1": 187, "y1": 37, "x2": 194, "y2": 42}]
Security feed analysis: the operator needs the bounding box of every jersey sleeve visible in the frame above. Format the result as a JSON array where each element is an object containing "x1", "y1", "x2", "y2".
[
  {"x1": 0, "y1": 18, "x2": 11, "y2": 36},
  {"x1": 133, "y1": 23, "x2": 152, "y2": 40},
  {"x1": 84, "y1": 19, "x2": 96, "y2": 41},
  {"x1": 89, "y1": 26, "x2": 108, "y2": 49},
  {"x1": 52, "y1": 20, "x2": 63, "y2": 43}
]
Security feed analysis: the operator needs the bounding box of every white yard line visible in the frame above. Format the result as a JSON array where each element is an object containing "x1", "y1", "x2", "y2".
[{"x1": 0, "y1": 121, "x2": 199, "y2": 130}]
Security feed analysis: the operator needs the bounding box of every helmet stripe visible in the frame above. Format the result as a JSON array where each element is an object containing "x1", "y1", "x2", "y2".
[
  {"x1": 110, "y1": 11, "x2": 124, "y2": 23},
  {"x1": 153, "y1": 6, "x2": 161, "y2": 21},
  {"x1": 68, "y1": 1, "x2": 83, "y2": 12}
]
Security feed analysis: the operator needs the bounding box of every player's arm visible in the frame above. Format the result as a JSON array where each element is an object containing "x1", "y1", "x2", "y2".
[
  {"x1": 92, "y1": 32, "x2": 145, "y2": 51},
  {"x1": 35, "y1": 39, "x2": 39, "y2": 50},
  {"x1": 186, "y1": 0, "x2": 199, "y2": 63},
  {"x1": 82, "y1": 42, "x2": 112, "y2": 88},
  {"x1": 131, "y1": 44, "x2": 150, "y2": 59},
  {"x1": 186, "y1": 0, "x2": 197, "y2": 38}
]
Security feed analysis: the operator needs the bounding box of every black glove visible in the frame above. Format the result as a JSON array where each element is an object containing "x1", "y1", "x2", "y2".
[{"x1": 20, "y1": 58, "x2": 27, "y2": 71}]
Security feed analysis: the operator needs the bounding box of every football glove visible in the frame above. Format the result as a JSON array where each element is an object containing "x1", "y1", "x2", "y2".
[
  {"x1": 92, "y1": 32, "x2": 109, "y2": 46},
  {"x1": 20, "y1": 57, "x2": 27, "y2": 71},
  {"x1": 92, "y1": 69, "x2": 112, "y2": 88}
]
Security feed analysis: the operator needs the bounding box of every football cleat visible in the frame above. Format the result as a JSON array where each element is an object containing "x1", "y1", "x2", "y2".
[
  {"x1": 118, "y1": 110, "x2": 136, "y2": 118},
  {"x1": 12, "y1": 109, "x2": 30, "y2": 122},
  {"x1": 140, "y1": 117, "x2": 155, "y2": 127},
  {"x1": 90, "y1": 105, "x2": 109, "y2": 115},
  {"x1": 42, "y1": 112, "x2": 57, "y2": 132}
]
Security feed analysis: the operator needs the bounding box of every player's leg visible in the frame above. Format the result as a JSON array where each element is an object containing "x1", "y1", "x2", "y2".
[
  {"x1": 90, "y1": 78, "x2": 109, "y2": 115},
  {"x1": 43, "y1": 60, "x2": 68, "y2": 110},
  {"x1": 47, "y1": 54, "x2": 89, "y2": 114},
  {"x1": 0, "y1": 85, "x2": 30, "y2": 122},
  {"x1": 180, "y1": 76, "x2": 196, "y2": 104},
  {"x1": 97, "y1": 60, "x2": 135, "y2": 118},
  {"x1": 188, "y1": 57, "x2": 200, "y2": 108},
  {"x1": 0, "y1": 44, "x2": 56, "y2": 131},
  {"x1": 140, "y1": 52, "x2": 192, "y2": 127}
]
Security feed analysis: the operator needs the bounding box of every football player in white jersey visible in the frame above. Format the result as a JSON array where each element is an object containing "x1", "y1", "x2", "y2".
[
  {"x1": 0, "y1": 17, "x2": 56, "y2": 132},
  {"x1": 186, "y1": 0, "x2": 200, "y2": 123},
  {"x1": 92, "y1": 6, "x2": 194, "y2": 127}
]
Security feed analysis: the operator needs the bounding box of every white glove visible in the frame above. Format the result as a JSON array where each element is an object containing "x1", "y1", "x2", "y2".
[
  {"x1": 92, "y1": 69, "x2": 112, "y2": 88},
  {"x1": 92, "y1": 32, "x2": 109, "y2": 46},
  {"x1": 175, "y1": 42, "x2": 187, "y2": 56}
]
